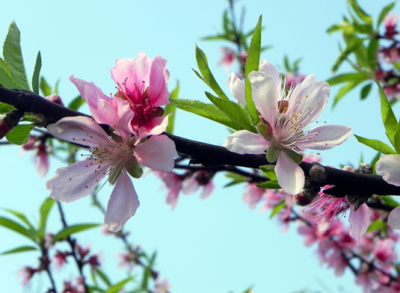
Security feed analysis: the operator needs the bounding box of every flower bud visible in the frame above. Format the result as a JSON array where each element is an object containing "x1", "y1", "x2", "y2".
[
  {"x1": 293, "y1": 192, "x2": 313, "y2": 206},
  {"x1": 45, "y1": 94, "x2": 65, "y2": 106},
  {"x1": 354, "y1": 163, "x2": 372, "y2": 174},
  {"x1": 309, "y1": 164, "x2": 325, "y2": 182}
]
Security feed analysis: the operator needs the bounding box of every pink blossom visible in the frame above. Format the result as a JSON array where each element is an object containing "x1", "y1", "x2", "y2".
[
  {"x1": 374, "y1": 239, "x2": 398, "y2": 264},
  {"x1": 181, "y1": 171, "x2": 215, "y2": 199},
  {"x1": 155, "y1": 171, "x2": 183, "y2": 209},
  {"x1": 53, "y1": 250, "x2": 69, "y2": 269},
  {"x1": 18, "y1": 266, "x2": 37, "y2": 286},
  {"x1": 223, "y1": 60, "x2": 351, "y2": 194},
  {"x1": 218, "y1": 48, "x2": 235, "y2": 69},
  {"x1": 153, "y1": 278, "x2": 171, "y2": 293},
  {"x1": 243, "y1": 183, "x2": 264, "y2": 209},
  {"x1": 46, "y1": 116, "x2": 177, "y2": 232},
  {"x1": 21, "y1": 136, "x2": 50, "y2": 177},
  {"x1": 111, "y1": 53, "x2": 170, "y2": 135},
  {"x1": 384, "y1": 13, "x2": 399, "y2": 39},
  {"x1": 285, "y1": 72, "x2": 306, "y2": 89},
  {"x1": 116, "y1": 252, "x2": 136, "y2": 271}
]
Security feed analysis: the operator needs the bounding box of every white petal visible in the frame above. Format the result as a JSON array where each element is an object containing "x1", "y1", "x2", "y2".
[
  {"x1": 46, "y1": 160, "x2": 107, "y2": 203},
  {"x1": 104, "y1": 171, "x2": 139, "y2": 232},
  {"x1": 388, "y1": 206, "x2": 400, "y2": 230},
  {"x1": 223, "y1": 130, "x2": 269, "y2": 154},
  {"x1": 376, "y1": 155, "x2": 400, "y2": 186},
  {"x1": 349, "y1": 203, "x2": 370, "y2": 242},
  {"x1": 297, "y1": 125, "x2": 352, "y2": 150},
  {"x1": 275, "y1": 151, "x2": 305, "y2": 195},
  {"x1": 229, "y1": 73, "x2": 246, "y2": 105},
  {"x1": 258, "y1": 60, "x2": 280, "y2": 93},
  {"x1": 287, "y1": 75, "x2": 330, "y2": 126},
  {"x1": 136, "y1": 136, "x2": 177, "y2": 172},
  {"x1": 249, "y1": 71, "x2": 278, "y2": 123},
  {"x1": 47, "y1": 116, "x2": 109, "y2": 147},
  {"x1": 181, "y1": 176, "x2": 199, "y2": 195}
]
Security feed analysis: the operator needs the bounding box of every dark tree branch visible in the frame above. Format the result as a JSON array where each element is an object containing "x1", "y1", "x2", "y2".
[{"x1": 2, "y1": 87, "x2": 400, "y2": 196}]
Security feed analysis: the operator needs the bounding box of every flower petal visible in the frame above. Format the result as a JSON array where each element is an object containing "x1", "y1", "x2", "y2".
[
  {"x1": 275, "y1": 151, "x2": 305, "y2": 195},
  {"x1": 229, "y1": 73, "x2": 246, "y2": 105},
  {"x1": 181, "y1": 176, "x2": 199, "y2": 195},
  {"x1": 249, "y1": 71, "x2": 278, "y2": 123},
  {"x1": 47, "y1": 116, "x2": 109, "y2": 147},
  {"x1": 349, "y1": 203, "x2": 370, "y2": 242},
  {"x1": 376, "y1": 154, "x2": 400, "y2": 186},
  {"x1": 259, "y1": 60, "x2": 280, "y2": 93},
  {"x1": 223, "y1": 130, "x2": 269, "y2": 154},
  {"x1": 104, "y1": 171, "x2": 139, "y2": 232},
  {"x1": 46, "y1": 160, "x2": 106, "y2": 203},
  {"x1": 297, "y1": 125, "x2": 352, "y2": 150},
  {"x1": 200, "y1": 182, "x2": 214, "y2": 199},
  {"x1": 149, "y1": 55, "x2": 169, "y2": 107},
  {"x1": 388, "y1": 206, "x2": 400, "y2": 230},
  {"x1": 136, "y1": 135, "x2": 177, "y2": 172}
]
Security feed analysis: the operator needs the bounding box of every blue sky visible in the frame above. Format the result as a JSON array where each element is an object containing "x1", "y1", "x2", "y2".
[{"x1": 0, "y1": 0, "x2": 397, "y2": 292}]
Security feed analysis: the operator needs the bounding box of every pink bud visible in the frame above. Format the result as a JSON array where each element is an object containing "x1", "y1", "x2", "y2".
[{"x1": 45, "y1": 94, "x2": 65, "y2": 106}]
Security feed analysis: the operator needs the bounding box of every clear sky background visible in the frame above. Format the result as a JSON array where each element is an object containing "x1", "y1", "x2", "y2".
[{"x1": 0, "y1": 0, "x2": 397, "y2": 292}]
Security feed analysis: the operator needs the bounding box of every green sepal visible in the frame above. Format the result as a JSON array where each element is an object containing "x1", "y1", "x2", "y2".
[
  {"x1": 109, "y1": 128, "x2": 123, "y2": 144},
  {"x1": 126, "y1": 157, "x2": 143, "y2": 179},
  {"x1": 256, "y1": 122, "x2": 272, "y2": 140},
  {"x1": 285, "y1": 149, "x2": 303, "y2": 164},
  {"x1": 259, "y1": 164, "x2": 277, "y2": 181},
  {"x1": 267, "y1": 145, "x2": 280, "y2": 163},
  {"x1": 108, "y1": 165, "x2": 123, "y2": 185}
]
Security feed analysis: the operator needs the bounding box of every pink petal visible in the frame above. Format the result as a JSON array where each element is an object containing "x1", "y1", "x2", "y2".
[
  {"x1": 36, "y1": 151, "x2": 49, "y2": 178},
  {"x1": 46, "y1": 160, "x2": 107, "y2": 203},
  {"x1": 223, "y1": 130, "x2": 269, "y2": 154},
  {"x1": 182, "y1": 176, "x2": 199, "y2": 195},
  {"x1": 229, "y1": 73, "x2": 246, "y2": 105},
  {"x1": 200, "y1": 182, "x2": 214, "y2": 199},
  {"x1": 376, "y1": 155, "x2": 400, "y2": 186},
  {"x1": 148, "y1": 55, "x2": 169, "y2": 107},
  {"x1": 104, "y1": 171, "x2": 139, "y2": 232},
  {"x1": 47, "y1": 116, "x2": 109, "y2": 147},
  {"x1": 135, "y1": 135, "x2": 177, "y2": 172},
  {"x1": 248, "y1": 71, "x2": 278, "y2": 123},
  {"x1": 275, "y1": 151, "x2": 305, "y2": 195},
  {"x1": 138, "y1": 115, "x2": 169, "y2": 137},
  {"x1": 349, "y1": 203, "x2": 370, "y2": 242},
  {"x1": 388, "y1": 205, "x2": 400, "y2": 230},
  {"x1": 286, "y1": 75, "x2": 329, "y2": 126},
  {"x1": 258, "y1": 60, "x2": 280, "y2": 94},
  {"x1": 297, "y1": 125, "x2": 352, "y2": 150}
]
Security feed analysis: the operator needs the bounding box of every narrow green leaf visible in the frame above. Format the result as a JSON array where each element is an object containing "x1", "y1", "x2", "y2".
[
  {"x1": 67, "y1": 95, "x2": 85, "y2": 111},
  {"x1": 141, "y1": 267, "x2": 150, "y2": 289},
  {"x1": 194, "y1": 44, "x2": 229, "y2": 100},
  {"x1": 0, "y1": 102, "x2": 15, "y2": 114},
  {"x1": 169, "y1": 98, "x2": 241, "y2": 130},
  {"x1": 360, "y1": 83, "x2": 372, "y2": 100},
  {"x1": 165, "y1": 81, "x2": 179, "y2": 134},
  {"x1": 269, "y1": 201, "x2": 285, "y2": 219},
  {"x1": 354, "y1": 134, "x2": 395, "y2": 154},
  {"x1": 367, "y1": 39, "x2": 379, "y2": 69},
  {"x1": 3, "y1": 21, "x2": 30, "y2": 90},
  {"x1": 348, "y1": 0, "x2": 372, "y2": 25},
  {"x1": 39, "y1": 76, "x2": 51, "y2": 96},
  {"x1": 0, "y1": 216, "x2": 32, "y2": 240},
  {"x1": 393, "y1": 125, "x2": 400, "y2": 154},
  {"x1": 381, "y1": 196, "x2": 399, "y2": 207},
  {"x1": 332, "y1": 79, "x2": 364, "y2": 108},
  {"x1": 52, "y1": 224, "x2": 100, "y2": 243},
  {"x1": 38, "y1": 197, "x2": 55, "y2": 236},
  {"x1": 1, "y1": 245, "x2": 37, "y2": 256},
  {"x1": 3, "y1": 209, "x2": 34, "y2": 229},
  {"x1": 332, "y1": 38, "x2": 364, "y2": 72},
  {"x1": 94, "y1": 268, "x2": 112, "y2": 287},
  {"x1": 256, "y1": 180, "x2": 281, "y2": 190},
  {"x1": 326, "y1": 72, "x2": 367, "y2": 86},
  {"x1": 377, "y1": 2, "x2": 395, "y2": 27},
  {"x1": 370, "y1": 152, "x2": 381, "y2": 174},
  {"x1": 393, "y1": 62, "x2": 400, "y2": 73},
  {"x1": 31, "y1": 51, "x2": 41, "y2": 94},
  {"x1": 104, "y1": 277, "x2": 133, "y2": 293},
  {"x1": 377, "y1": 81, "x2": 398, "y2": 145},
  {"x1": 366, "y1": 219, "x2": 385, "y2": 233},
  {"x1": 0, "y1": 58, "x2": 17, "y2": 89},
  {"x1": 205, "y1": 92, "x2": 255, "y2": 132},
  {"x1": 260, "y1": 165, "x2": 277, "y2": 181},
  {"x1": 244, "y1": 15, "x2": 262, "y2": 124},
  {"x1": 5, "y1": 124, "x2": 34, "y2": 145}
]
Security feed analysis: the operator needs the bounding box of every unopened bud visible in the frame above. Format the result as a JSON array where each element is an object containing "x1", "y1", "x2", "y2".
[
  {"x1": 309, "y1": 164, "x2": 325, "y2": 182},
  {"x1": 45, "y1": 94, "x2": 65, "y2": 106},
  {"x1": 293, "y1": 192, "x2": 313, "y2": 206},
  {"x1": 354, "y1": 163, "x2": 372, "y2": 175},
  {"x1": 342, "y1": 165, "x2": 353, "y2": 172},
  {"x1": 0, "y1": 110, "x2": 24, "y2": 139}
]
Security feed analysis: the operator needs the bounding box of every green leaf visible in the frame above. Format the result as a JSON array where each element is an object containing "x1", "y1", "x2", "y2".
[
  {"x1": 205, "y1": 92, "x2": 256, "y2": 132},
  {"x1": 260, "y1": 165, "x2": 277, "y2": 181},
  {"x1": 244, "y1": 15, "x2": 262, "y2": 124},
  {"x1": 165, "y1": 81, "x2": 179, "y2": 134},
  {"x1": 38, "y1": 197, "x2": 55, "y2": 237},
  {"x1": 141, "y1": 267, "x2": 150, "y2": 289},
  {"x1": 326, "y1": 72, "x2": 367, "y2": 86},
  {"x1": 0, "y1": 102, "x2": 15, "y2": 114},
  {"x1": 269, "y1": 201, "x2": 285, "y2": 219},
  {"x1": 332, "y1": 38, "x2": 364, "y2": 72},
  {"x1": 381, "y1": 196, "x2": 399, "y2": 208},
  {"x1": 377, "y1": 2, "x2": 395, "y2": 27},
  {"x1": 348, "y1": 0, "x2": 372, "y2": 25},
  {"x1": 39, "y1": 76, "x2": 51, "y2": 96},
  {"x1": 1, "y1": 245, "x2": 37, "y2": 256},
  {"x1": 394, "y1": 125, "x2": 400, "y2": 154},
  {"x1": 256, "y1": 180, "x2": 281, "y2": 190},
  {"x1": 393, "y1": 61, "x2": 400, "y2": 73},
  {"x1": 360, "y1": 83, "x2": 372, "y2": 100},
  {"x1": 5, "y1": 124, "x2": 34, "y2": 145},
  {"x1": 3, "y1": 209, "x2": 34, "y2": 229},
  {"x1": 332, "y1": 79, "x2": 364, "y2": 108},
  {"x1": 31, "y1": 51, "x2": 41, "y2": 94},
  {"x1": 366, "y1": 219, "x2": 386, "y2": 233},
  {"x1": 367, "y1": 39, "x2": 379, "y2": 69},
  {"x1": 104, "y1": 277, "x2": 133, "y2": 293},
  {"x1": 0, "y1": 58, "x2": 17, "y2": 89},
  {"x1": 370, "y1": 152, "x2": 381, "y2": 174},
  {"x1": 354, "y1": 134, "x2": 395, "y2": 154},
  {"x1": 194, "y1": 44, "x2": 229, "y2": 100},
  {"x1": 169, "y1": 98, "x2": 241, "y2": 130},
  {"x1": 94, "y1": 268, "x2": 112, "y2": 287},
  {"x1": 377, "y1": 81, "x2": 398, "y2": 145},
  {"x1": 67, "y1": 95, "x2": 85, "y2": 111},
  {"x1": 3, "y1": 21, "x2": 30, "y2": 90},
  {"x1": 52, "y1": 224, "x2": 100, "y2": 243},
  {"x1": 0, "y1": 216, "x2": 32, "y2": 240}
]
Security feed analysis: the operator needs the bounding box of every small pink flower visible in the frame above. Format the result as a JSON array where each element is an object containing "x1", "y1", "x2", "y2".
[
  {"x1": 155, "y1": 171, "x2": 184, "y2": 209},
  {"x1": 21, "y1": 136, "x2": 50, "y2": 177},
  {"x1": 53, "y1": 250, "x2": 69, "y2": 269},
  {"x1": 153, "y1": 278, "x2": 171, "y2": 293},
  {"x1": 218, "y1": 48, "x2": 235, "y2": 69},
  {"x1": 181, "y1": 171, "x2": 215, "y2": 199},
  {"x1": 243, "y1": 183, "x2": 264, "y2": 209},
  {"x1": 18, "y1": 266, "x2": 37, "y2": 286},
  {"x1": 116, "y1": 252, "x2": 136, "y2": 271},
  {"x1": 384, "y1": 13, "x2": 399, "y2": 39},
  {"x1": 45, "y1": 93, "x2": 65, "y2": 106}
]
